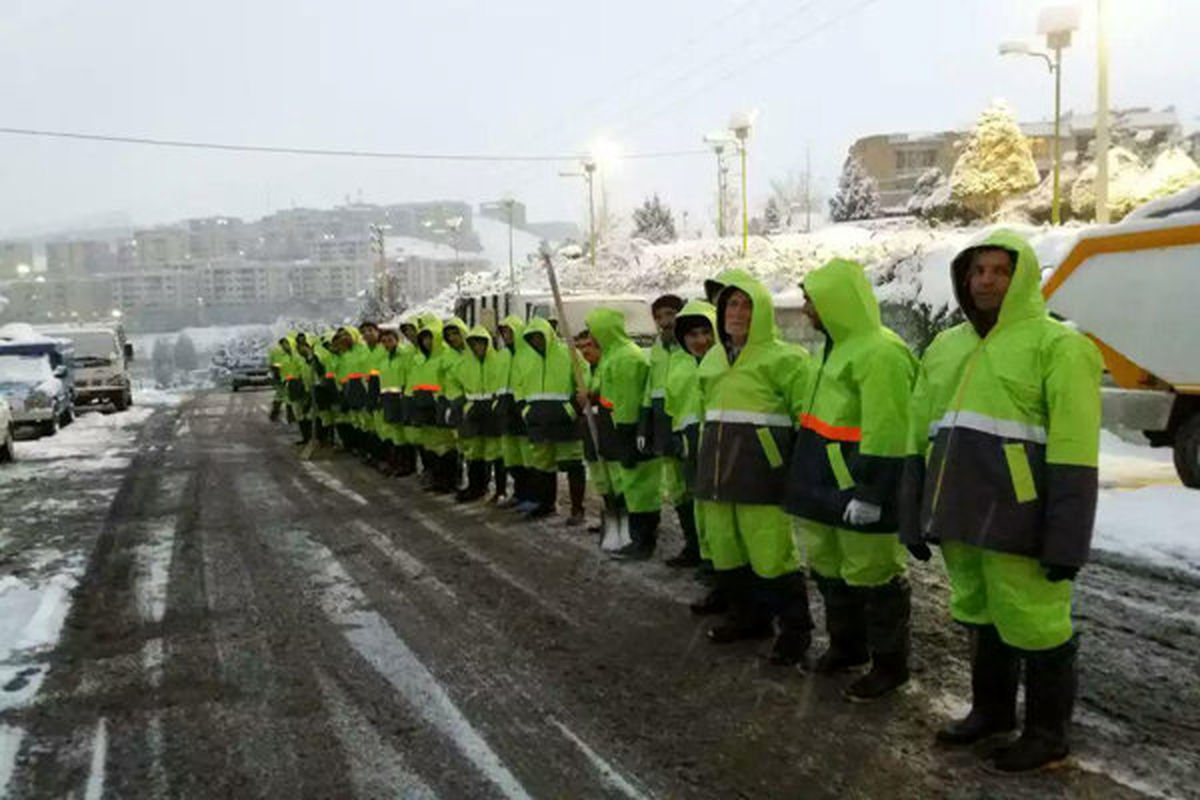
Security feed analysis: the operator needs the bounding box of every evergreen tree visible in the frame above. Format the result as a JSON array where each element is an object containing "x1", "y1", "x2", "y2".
[
  {"x1": 173, "y1": 332, "x2": 198, "y2": 372},
  {"x1": 950, "y1": 100, "x2": 1040, "y2": 218},
  {"x1": 829, "y1": 157, "x2": 881, "y2": 222},
  {"x1": 632, "y1": 194, "x2": 677, "y2": 244}
]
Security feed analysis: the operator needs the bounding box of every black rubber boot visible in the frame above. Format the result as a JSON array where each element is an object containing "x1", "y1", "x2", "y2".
[
  {"x1": 611, "y1": 511, "x2": 659, "y2": 560},
  {"x1": 457, "y1": 460, "x2": 489, "y2": 502},
  {"x1": 490, "y1": 460, "x2": 508, "y2": 501},
  {"x1": 297, "y1": 419, "x2": 313, "y2": 445},
  {"x1": 813, "y1": 575, "x2": 869, "y2": 673},
  {"x1": 989, "y1": 636, "x2": 1077, "y2": 772},
  {"x1": 937, "y1": 624, "x2": 1020, "y2": 746},
  {"x1": 564, "y1": 462, "x2": 586, "y2": 525},
  {"x1": 845, "y1": 576, "x2": 912, "y2": 702},
  {"x1": 269, "y1": 399, "x2": 282, "y2": 421},
  {"x1": 395, "y1": 445, "x2": 416, "y2": 477},
  {"x1": 523, "y1": 470, "x2": 555, "y2": 519},
  {"x1": 430, "y1": 452, "x2": 455, "y2": 494},
  {"x1": 708, "y1": 567, "x2": 774, "y2": 643},
  {"x1": 665, "y1": 501, "x2": 702, "y2": 568},
  {"x1": 766, "y1": 572, "x2": 814, "y2": 666},
  {"x1": 689, "y1": 586, "x2": 729, "y2": 616}
]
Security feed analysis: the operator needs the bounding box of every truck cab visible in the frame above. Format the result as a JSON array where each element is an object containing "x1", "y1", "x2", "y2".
[
  {"x1": 0, "y1": 329, "x2": 76, "y2": 438},
  {"x1": 38, "y1": 324, "x2": 134, "y2": 411}
]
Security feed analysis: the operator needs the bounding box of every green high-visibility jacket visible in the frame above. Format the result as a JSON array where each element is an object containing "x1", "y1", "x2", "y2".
[
  {"x1": 695, "y1": 270, "x2": 812, "y2": 505},
  {"x1": 782, "y1": 259, "x2": 917, "y2": 531},
  {"x1": 406, "y1": 316, "x2": 444, "y2": 428},
  {"x1": 901, "y1": 229, "x2": 1102, "y2": 569},
  {"x1": 363, "y1": 341, "x2": 388, "y2": 412},
  {"x1": 336, "y1": 331, "x2": 370, "y2": 412},
  {"x1": 439, "y1": 316, "x2": 468, "y2": 428},
  {"x1": 520, "y1": 316, "x2": 579, "y2": 444},
  {"x1": 666, "y1": 299, "x2": 716, "y2": 486},
  {"x1": 639, "y1": 337, "x2": 677, "y2": 455},
  {"x1": 586, "y1": 307, "x2": 653, "y2": 467},
  {"x1": 456, "y1": 324, "x2": 495, "y2": 438},
  {"x1": 498, "y1": 315, "x2": 535, "y2": 438},
  {"x1": 379, "y1": 342, "x2": 409, "y2": 424},
  {"x1": 268, "y1": 343, "x2": 288, "y2": 388}
]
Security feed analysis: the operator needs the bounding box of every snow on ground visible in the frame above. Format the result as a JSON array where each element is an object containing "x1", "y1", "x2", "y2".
[{"x1": 1095, "y1": 430, "x2": 1200, "y2": 579}]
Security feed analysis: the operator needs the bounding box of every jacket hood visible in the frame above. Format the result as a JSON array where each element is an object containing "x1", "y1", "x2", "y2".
[
  {"x1": 674, "y1": 299, "x2": 717, "y2": 354},
  {"x1": 586, "y1": 307, "x2": 630, "y2": 351},
  {"x1": 803, "y1": 259, "x2": 881, "y2": 343},
  {"x1": 417, "y1": 316, "x2": 444, "y2": 357},
  {"x1": 497, "y1": 314, "x2": 524, "y2": 351},
  {"x1": 951, "y1": 228, "x2": 1045, "y2": 333},
  {"x1": 442, "y1": 316, "x2": 467, "y2": 343},
  {"x1": 715, "y1": 269, "x2": 776, "y2": 347},
  {"x1": 466, "y1": 323, "x2": 492, "y2": 361},
  {"x1": 522, "y1": 316, "x2": 560, "y2": 356}
]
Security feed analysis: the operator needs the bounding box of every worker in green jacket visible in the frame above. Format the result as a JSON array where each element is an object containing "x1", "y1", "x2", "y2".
[
  {"x1": 574, "y1": 328, "x2": 607, "y2": 532},
  {"x1": 435, "y1": 317, "x2": 468, "y2": 494},
  {"x1": 407, "y1": 316, "x2": 448, "y2": 488},
  {"x1": 377, "y1": 327, "x2": 408, "y2": 473},
  {"x1": 521, "y1": 317, "x2": 585, "y2": 521},
  {"x1": 496, "y1": 315, "x2": 534, "y2": 509},
  {"x1": 359, "y1": 320, "x2": 387, "y2": 466},
  {"x1": 454, "y1": 324, "x2": 496, "y2": 501},
  {"x1": 287, "y1": 333, "x2": 317, "y2": 445},
  {"x1": 585, "y1": 307, "x2": 661, "y2": 559},
  {"x1": 901, "y1": 230, "x2": 1102, "y2": 772},
  {"x1": 482, "y1": 323, "x2": 511, "y2": 502},
  {"x1": 665, "y1": 300, "x2": 722, "y2": 592},
  {"x1": 268, "y1": 337, "x2": 291, "y2": 421},
  {"x1": 782, "y1": 259, "x2": 917, "y2": 700},
  {"x1": 695, "y1": 270, "x2": 814, "y2": 666},
  {"x1": 389, "y1": 318, "x2": 419, "y2": 476}
]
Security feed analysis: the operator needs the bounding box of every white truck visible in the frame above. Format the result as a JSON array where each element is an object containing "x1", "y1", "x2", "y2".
[
  {"x1": 453, "y1": 291, "x2": 658, "y2": 345},
  {"x1": 37, "y1": 324, "x2": 134, "y2": 411}
]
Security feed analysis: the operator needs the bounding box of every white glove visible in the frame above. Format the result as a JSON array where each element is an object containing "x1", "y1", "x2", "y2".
[
  {"x1": 636, "y1": 435, "x2": 648, "y2": 453},
  {"x1": 843, "y1": 499, "x2": 882, "y2": 526}
]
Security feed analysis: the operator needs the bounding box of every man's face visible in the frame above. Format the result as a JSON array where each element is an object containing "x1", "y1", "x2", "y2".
[
  {"x1": 968, "y1": 249, "x2": 1014, "y2": 314},
  {"x1": 334, "y1": 333, "x2": 351, "y2": 353},
  {"x1": 418, "y1": 331, "x2": 433, "y2": 354},
  {"x1": 401, "y1": 324, "x2": 418, "y2": 344},
  {"x1": 683, "y1": 325, "x2": 714, "y2": 358},
  {"x1": 360, "y1": 325, "x2": 379, "y2": 347},
  {"x1": 469, "y1": 339, "x2": 489, "y2": 359},
  {"x1": 576, "y1": 335, "x2": 600, "y2": 365},
  {"x1": 654, "y1": 306, "x2": 679, "y2": 342},
  {"x1": 380, "y1": 332, "x2": 398, "y2": 352},
  {"x1": 527, "y1": 332, "x2": 546, "y2": 355},
  {"x1": 498, "y1": 326, "x2": 514, "y2": 347},
  {"x1": 723, "y1": 290, "x2": 753, "y2": 344},
  {"x1": 801, "y1": 291, "x2": 823, "y2": 332},
  {"x1": 444, "y1": 327, "x2": 464, "y2": 350},
  {"x1": 279, "y1": 339, "x2": 292, "y2": 354},
  {"x1": 297, "y1": 342, "x2": 312, "y2": 358}
]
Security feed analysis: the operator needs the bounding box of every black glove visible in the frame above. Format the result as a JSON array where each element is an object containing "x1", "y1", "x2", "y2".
[
  {"x1": 906, "y1": 543, "x2": 932, "y2": 562},
  {"x1": 1043, "y1": 564, "x2": 1078, "y2": 582}
]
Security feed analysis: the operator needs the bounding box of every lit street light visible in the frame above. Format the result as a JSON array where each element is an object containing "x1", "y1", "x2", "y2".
[
  {"x1": 999, "y1": 5, "x2": 1079, "y2": 225},
  {"x1": 729, "y1": 110, "x2": 758, "y2": 255}
]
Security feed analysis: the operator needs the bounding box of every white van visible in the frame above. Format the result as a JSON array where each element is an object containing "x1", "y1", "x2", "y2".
[{"x1": 38, "y1": 324, "x2": 134, "y2": 411}]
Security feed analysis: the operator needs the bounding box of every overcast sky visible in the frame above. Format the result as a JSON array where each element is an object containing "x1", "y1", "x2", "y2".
[{"x1": 1, "y1": 0, "x2": 1196, "y2": 237}]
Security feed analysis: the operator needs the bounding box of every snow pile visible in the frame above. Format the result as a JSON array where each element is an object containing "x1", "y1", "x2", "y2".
[
  {"x1": 1094, "y1": 487, "x2": 1200, "y2": 578},
  {"x1": 0, "y1": 324, "x2": 59, "y2": 344},
  {"x1": 1072, "y1": 147, "x2": 1200, "y2": 221}
]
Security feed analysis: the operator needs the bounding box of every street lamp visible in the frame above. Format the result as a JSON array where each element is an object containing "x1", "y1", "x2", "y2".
[
  {"x1": 998, "y1": 5, "x2": 1079, "y2": 225},
  {"x1": 729, "y1": 110, "x2": 757, "y2": 255},
  {"x1": 559, "y1": 158, "x2": 597, "y2": 269},
  {"x1": 1095, "y1": 0, "x2": 1110, "y2": 223},
  {"x1": 704, "y1": 131, "x2": 736, "y2": 238}
]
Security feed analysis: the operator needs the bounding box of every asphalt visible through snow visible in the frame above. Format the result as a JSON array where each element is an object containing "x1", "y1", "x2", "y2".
[{"x1": 1, "y1": 389, "x2": 1197, "y2": 799}]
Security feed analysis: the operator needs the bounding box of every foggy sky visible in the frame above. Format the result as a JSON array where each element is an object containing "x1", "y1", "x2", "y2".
[{"x1": 1, "y1": 0, "x2": 1196, "y2": 238}]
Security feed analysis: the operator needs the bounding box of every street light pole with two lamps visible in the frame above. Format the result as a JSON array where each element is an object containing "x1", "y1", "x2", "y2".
[{"x1": 559, "y1": 158, "x2": 597, "y2": 269}]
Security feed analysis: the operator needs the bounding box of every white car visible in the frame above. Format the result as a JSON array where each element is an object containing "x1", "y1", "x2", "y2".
[{"x1": 0, "y1": 395, "x2": 13, "y2": 463}]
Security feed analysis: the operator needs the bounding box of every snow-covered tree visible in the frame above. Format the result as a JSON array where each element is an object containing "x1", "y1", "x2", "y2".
[
  {"x1": 173, "y1": 332, "x2": 198, "y2": 372},
  {"x1": 829, "y1": 157, "x2": 881, "y2": 222},
  {"x1": 769, "y1": 170, "x2": 821, "y2": 230},
  {"x1": 632, "y1": 194, "x2": 677, "y2": 244},
  {"x1": 763, "y1": 197, "x2": 782, "y2": 232},
  {"x1": 950, "y1": 100, "x2": 1039, "y2": 218}
]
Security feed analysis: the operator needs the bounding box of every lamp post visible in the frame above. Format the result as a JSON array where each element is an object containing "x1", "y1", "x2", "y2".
[
  {"x1": 1095, "y1": 0, "x2": 1110, "y2": 223},
  {"x1": 704, "y1": 132, "x2": 736, "y2": 238},
  {"x1": 998, "y1": 6, "x2": 1079, "y2": 226},
  {"x1": 729, "y1": 110, "x2": 757, "y2": 255},
  {"x1": 559, "y1": 158, "x2": 597, "y2": 269},
  {"x1": 503, "y1": 198, "x2": 515, "y2": 287}
]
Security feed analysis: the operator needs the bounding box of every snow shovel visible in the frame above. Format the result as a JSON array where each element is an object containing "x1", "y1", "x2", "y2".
[{"x1": 539, "y1": 247, "x2": 630, "y2": 550}]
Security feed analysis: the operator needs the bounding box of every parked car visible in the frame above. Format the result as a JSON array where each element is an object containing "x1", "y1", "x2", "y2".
[
  {"x1": 38, "y1": 324, "x2": 134, "y2": 411},
  {"x1": 0, "y1": 335, "x2": 76, "y2": 438},
  {"x1": 0, "y1": 395, "x2": 14, "y2": 462},
  {"x1": 228, "y1": 358, "x2": 273, "y2": 391}
]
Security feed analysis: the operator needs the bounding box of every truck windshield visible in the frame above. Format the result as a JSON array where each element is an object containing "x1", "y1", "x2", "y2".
[
  {"x1": 0, "y1": 354, "x2": 53, "y2": 384},
  {"x1": 43, "y1": 331, "x2": 118, "y2": 365}
]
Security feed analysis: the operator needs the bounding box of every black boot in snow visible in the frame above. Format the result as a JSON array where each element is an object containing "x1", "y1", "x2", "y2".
[
  {"x1": 845, "y1": 576, "x2": 912, "y2": 702},
  {"x1": 708, "y1": 567, "x2": 774, "y2": 643},
  {"x1": 611, "y1": 511, "x2": 659, "y2": 559},
  {"x1": 989, "y1": 636, "x2": 1077, "y2": 772},
  {"x1": 936, "y1": 624, "x2": 1020, "y2": 745},
  {"x1": 766, "y1": 572, "x2": 814, "y2": 666},
  {"x1": 489, "y1": 460, "x2": 508, "y2": 502},
  {"x1": 526, "y1": 470, "x2": 558, "y2": 519},
  {"x1": 296, "y1": 419, "x2": 313, "y2": 445},
  {"x1": 457, "y1": 460, "x2": 489, "y2": 502},
  {"x1": 812, "y1": 575, "x2": 869, "y2": 674},
  {"x1": 665, "y1": 501, "x2": 701, "y2": 568},
  {"x1": 689, "y1": 575, "x2": 729, "y2": 615}
]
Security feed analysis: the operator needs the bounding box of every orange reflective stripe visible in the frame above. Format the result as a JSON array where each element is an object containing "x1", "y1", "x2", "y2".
[
  {"x1": 598, "y1": 396, "x2": 615, "y2": 410},
  {"x1": 324, "y1": 372, "x2": 336, "y2": 379},
  {"x1": 368, "y1": 369, "x2": 381, "y2": 376},
  {"x1": 412, "y1": 384, "x2": 442, "y2": 392},
  {"x1": 283, "y1": 375, "x2": 298, "y2": 381},
  {"x1": 799, "y1": 413, "x2": 862, "y2": 442},
  {"x1": 345, "y1": 372, "x2": 366, "y2": 379}
]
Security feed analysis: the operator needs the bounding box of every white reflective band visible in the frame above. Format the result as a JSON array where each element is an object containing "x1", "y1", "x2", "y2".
[
  {"x1": 465, "y1": 393, "x2": 491, "y2": 401},
  {"x1": 381, "y1": 388, "x2": 403, "y2": 394},
  {"x1": 673, "y1": 413, "x2": 699, "y2": 431},
  {"x1": 930, "y1": 410, "x2": 1047, "y2": 444},
  {"x1": 527, "y1": 392, "x2": 571, "y2": 402},
  {"x1": 650, "y1": 389, "x2": 665, "y2": 400},
  {"x1": 494, "y1": 387, "x2": 513, "y2": 395},
  {"x1": 705, "y1": 409, "x2": 792, "y2": 427}
]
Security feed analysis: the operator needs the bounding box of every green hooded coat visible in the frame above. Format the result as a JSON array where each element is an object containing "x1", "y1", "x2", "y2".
[
  {"x1": 666, "y1": 299, "x2": 716, "y2": 487},
  {"x1": 520, "y1": 317, "x2": 579, "y2": 444}
]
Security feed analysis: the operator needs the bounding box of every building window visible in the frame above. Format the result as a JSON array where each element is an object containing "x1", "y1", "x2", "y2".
[{"x1": 896, "y1": 149, "x2": 938, "y2": 171}]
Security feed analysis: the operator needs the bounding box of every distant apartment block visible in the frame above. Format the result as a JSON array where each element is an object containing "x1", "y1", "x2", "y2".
[
  {"x1": 45, "y1": 240, "x2": 116, "y2": 278},
  {"x1": 0, "y1": 241, "x2": 35, "y2": 280}
]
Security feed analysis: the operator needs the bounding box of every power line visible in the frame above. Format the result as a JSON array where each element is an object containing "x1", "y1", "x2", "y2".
[{"x1": 0, "y1": 126, "x2": 707, "y2": 162}]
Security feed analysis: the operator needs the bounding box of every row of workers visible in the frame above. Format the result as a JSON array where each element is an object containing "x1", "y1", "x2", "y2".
[{"x1": 267, "y1": 229, "x2": 1101, "y2": 774}]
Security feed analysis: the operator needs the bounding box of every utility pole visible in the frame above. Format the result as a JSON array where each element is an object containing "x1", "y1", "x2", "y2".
[
  {"x1": 1095, "y1": 0, "x2": 1111, "y2": 223},
  {"x1": 505, "y1": 198, "x2": 515, "y2": 287},
  {"x1": 804, "y1": 146, "x2": 813, "y2": 233},
  {"x1": 368, "y1": 224, "x2": 386, "y2": 304},
  {"x1": 558, "y1": 159, "x2": 597, "y2": 268}
]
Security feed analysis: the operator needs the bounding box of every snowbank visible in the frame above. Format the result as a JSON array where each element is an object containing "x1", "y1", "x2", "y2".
[{"x1": 1093, "y1": 486, "x2": 1200, "y2": 578}]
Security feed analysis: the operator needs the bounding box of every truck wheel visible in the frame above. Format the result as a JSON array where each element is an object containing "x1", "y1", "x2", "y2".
[
  {"x1": 60, "y1": 406, "x2": 75, "y2": 427},
  {"x1": 0, "y1": 426, "x2": 13, "y2": 462},
  {"x1": 1173, "y1": 413, "x2": 1200, "y2": 489},
  {"x1": 113, "y1": 391, "x2": 129, "y2": 411},
  {"x1": 40, "y1": 417, "x2": 58, "y2": 438}
]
